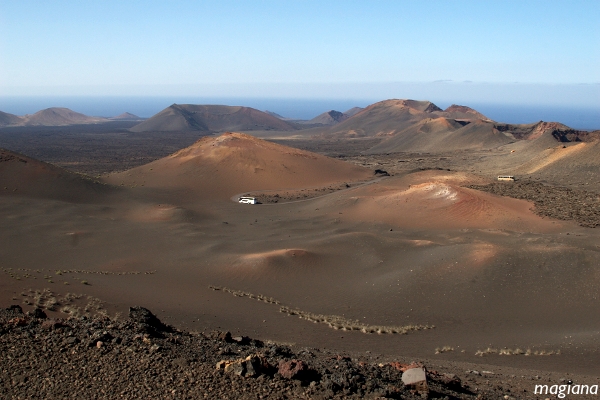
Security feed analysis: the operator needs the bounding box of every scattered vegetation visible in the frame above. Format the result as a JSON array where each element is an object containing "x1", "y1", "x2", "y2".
[
  {"x1": 209, "y1": 285, "x2": 281, "y2": 305},
  {"x1": 279, "y1": 305, "x2": 433, "y2": 335},
  {"x1": 0, "y1": 266, "x2": 156, "y2": 283},
  {"x1": 435, "y1": 346, "x2": 455, "y2": 354},
  {"x1": 209, "y1": 285, "x2": 434, "y2": 336},
  {"x1": 19, "y1": 288, "x2": 110, "y2": 319},
  {"x1": 474, "y1": 347, "x2": 560, "y2": 356}
]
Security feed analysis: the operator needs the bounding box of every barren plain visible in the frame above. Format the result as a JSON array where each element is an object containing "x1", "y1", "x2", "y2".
[{"x1": 0, "y1": 100, "x2": 599, "y2": 398}]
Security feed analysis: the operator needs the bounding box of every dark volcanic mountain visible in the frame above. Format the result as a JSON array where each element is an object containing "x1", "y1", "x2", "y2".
[
  {"x1": 22, "y1": 108, "x2": 107, "y2": 126},
  {"x1": 0, "y1": 111, "x2": 24, "y2": 127},
  {"x1": 0, "y1": 108, "x2": 108, "y2": 127},
  {"x1": 496, "y1": 121, "x2": 600, "y2": 142},
  {"x1": 110, "y1": 112, "x2": 142, "y2": 120},
  {"x1": 130, "y1": 104, "x2": 296, "y2": 133},
  {"x1": 308, "y1": 110, "x2": 350, "y2": 125},
  {"x1": 264, "y1": 110, "x2": 289, "y2": 120}
]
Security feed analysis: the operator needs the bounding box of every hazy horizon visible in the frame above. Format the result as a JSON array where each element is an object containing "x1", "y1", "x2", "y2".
[{"x1": 1, "y1": 91, "x2": 599, "y2": 130}]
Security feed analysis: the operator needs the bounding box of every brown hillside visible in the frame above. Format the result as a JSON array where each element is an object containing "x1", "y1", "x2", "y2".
[
  {"x1": 319, "y1": 170, "x2": 562, "y2": 232},
  {"x1": 129, "y1": 104, "x2": 296, "y2": 133},
  {"x1": 343, "y1": 107, "x2": 364, "y2": 117},
  {"x1": 490, "y1": 128, "x2": 600, "y2": 184},
  {"x1": 0, "y1": 148, "x2": 112, "y2": 202},
  {"x1": 520, "y1": 121, "x2": 571, "y2": 141},
  {"x1": 324, "y1": 99, "x2": 488, "y2": 138},
  {"x1": 104, "y1": 132, "x2": 373, "y2": 200},
  {"x1": 442, "y1": 104, "x2": 490, "y2": 120},
  {"x1": 366, "y1": 118, "x2": 513, "y2": 154}
]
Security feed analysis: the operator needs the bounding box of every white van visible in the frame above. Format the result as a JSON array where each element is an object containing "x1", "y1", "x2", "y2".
[
  {"x1": 497, "y1": 175, "x2": 515, "y2": 181},
  {"x1": 238, "y1": 196, "x2": 257, "y2": 204}
]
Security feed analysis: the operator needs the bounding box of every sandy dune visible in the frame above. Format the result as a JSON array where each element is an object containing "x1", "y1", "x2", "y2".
[
  {"x1": 226, "y1": 249, "x2": 319, "y2": 279},
  {"x1": 308, "y1": 170, "x2": 564, "y2": 232}
]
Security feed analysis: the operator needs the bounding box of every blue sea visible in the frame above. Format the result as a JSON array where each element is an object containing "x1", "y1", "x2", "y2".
[{"x1": 0, "y1": 96, "x2": 598, "y2": 131}]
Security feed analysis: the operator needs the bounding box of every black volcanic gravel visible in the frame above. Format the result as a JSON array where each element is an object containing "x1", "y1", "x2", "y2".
[
  {"x1": 0, "y1": 304, "x2": 565, "y2": 399},
  {"x1": 467, "y1": 181, "x2": 600, "y2": 228}
]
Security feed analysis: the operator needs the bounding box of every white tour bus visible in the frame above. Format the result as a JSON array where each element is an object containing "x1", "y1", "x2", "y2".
[
  {"x1": 238, "y1": 196, "x2": 257, "y2": 204},
  {"x1": 497, "y1": 175, "x2": 515, "y2": 181}
]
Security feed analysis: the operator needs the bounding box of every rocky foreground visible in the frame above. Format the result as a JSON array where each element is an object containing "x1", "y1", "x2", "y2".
[{"x1": 0, "y1": 305, "x2": 593, "y2": 399}]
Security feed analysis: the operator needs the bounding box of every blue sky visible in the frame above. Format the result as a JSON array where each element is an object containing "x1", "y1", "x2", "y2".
[{"x1": 0, "y1": 1, "x2": 598, "y2": 106}]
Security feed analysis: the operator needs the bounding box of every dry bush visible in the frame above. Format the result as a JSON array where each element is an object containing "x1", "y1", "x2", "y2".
[
  {"x1": 476, "y1": 347, "x2": 560, "y2": 356},
  {"x1": 435, "y1": 346, "x2": 455, "y2": 354}
]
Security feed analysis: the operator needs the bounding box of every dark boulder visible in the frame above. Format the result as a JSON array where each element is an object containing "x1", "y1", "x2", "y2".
[
  {"x1": 1, "y1": 305, "x2": 24, "y2": 319},
  {"x1": 128, "y1": 306, "x2": 171, "y2": 337},
  {"x1": 28, "y1": 308, "x2": 47, "y2": 319},
  {"x1": 41, "y1": 319, "x2": 68, "y2": 330},
  {"x1": 278, "y1": 359, "x2": 319, "y2": 382}
]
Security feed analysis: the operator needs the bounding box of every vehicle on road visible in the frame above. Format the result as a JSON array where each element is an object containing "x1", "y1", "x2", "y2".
[
  {"x1": 497, "y1": 175, "x2": 515, "y2": 181},
  {"x1": 238, "y1": 196, "x2": 257, "y2": 204}
]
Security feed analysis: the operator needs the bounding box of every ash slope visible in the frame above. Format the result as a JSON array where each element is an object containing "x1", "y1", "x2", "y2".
[
  {"x1": 104, "y1": 132, "x2": 374, "y2": 200},
  {"x1": 0, "y1": 148, "x2": 114, "y2": 202},
  {"x1": 365, "y1": 118, "x2": 513, "y2": 153},
  {"x1": 473, "y1": 122, "x2": 600, "y2": 185}
]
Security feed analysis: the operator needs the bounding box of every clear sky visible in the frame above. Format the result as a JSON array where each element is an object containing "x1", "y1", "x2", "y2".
[{"x1": 0, "y1": 1, "x2": 598, "y2": 105}]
